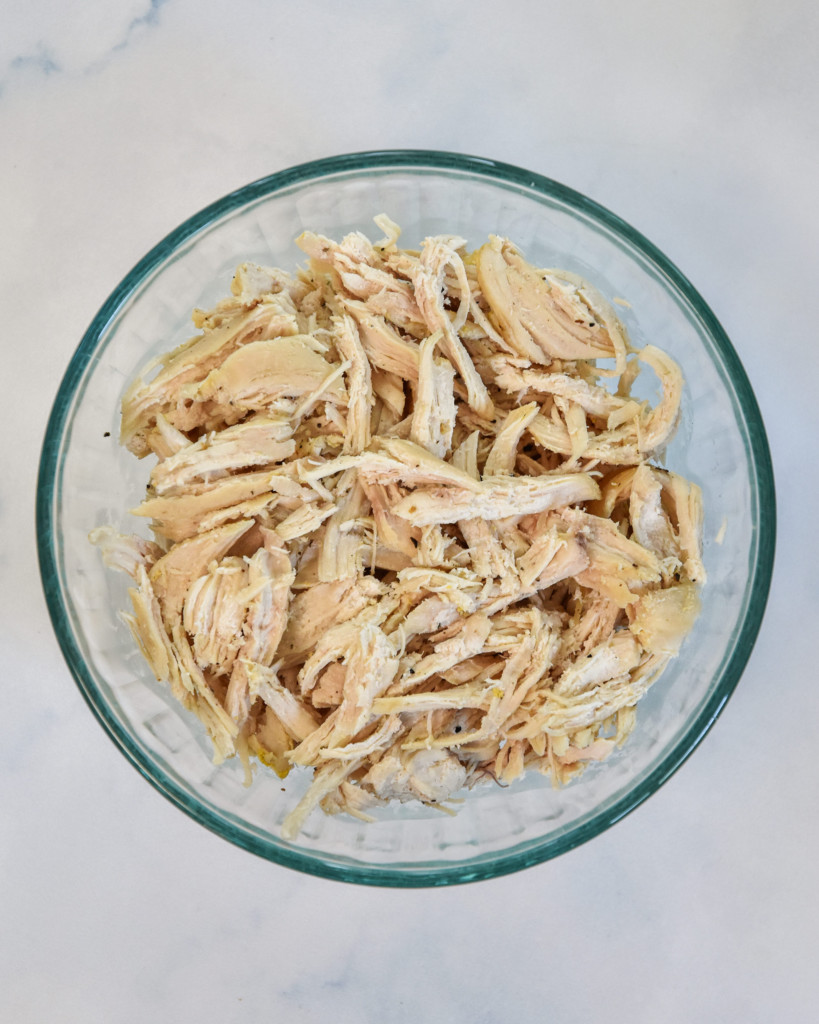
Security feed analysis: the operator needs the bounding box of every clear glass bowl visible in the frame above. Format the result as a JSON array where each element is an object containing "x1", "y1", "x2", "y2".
[{"x1": 37, "y1": 151, "x2": 775, "y2": 886}]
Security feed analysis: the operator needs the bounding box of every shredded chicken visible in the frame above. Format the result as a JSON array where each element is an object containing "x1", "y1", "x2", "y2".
[{"x1": 93, "y1": 219, "x2": 706, "y2": 839}]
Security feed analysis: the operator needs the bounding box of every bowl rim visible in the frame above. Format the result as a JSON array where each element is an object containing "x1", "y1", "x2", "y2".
[{"x1": 36, "y1": 148, "x2": 776, "y2": 886}]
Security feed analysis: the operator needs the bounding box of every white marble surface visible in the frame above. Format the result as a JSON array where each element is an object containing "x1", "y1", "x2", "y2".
[{"x1": 2, "y1": 1, "x2": 817, "y2": 1020}]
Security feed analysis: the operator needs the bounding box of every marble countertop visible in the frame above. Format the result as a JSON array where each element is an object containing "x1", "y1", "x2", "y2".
[{"x1": 3, "y1": 2, "x2": 817, "y2": 1021}]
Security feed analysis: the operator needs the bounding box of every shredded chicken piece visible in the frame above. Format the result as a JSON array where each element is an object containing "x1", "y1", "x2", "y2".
[
  {"x1": 409, "y1": 330, "x2": 456, "y2": 458},
  {"x1": 476, "y1": 236, "x2": 619, "y2": 363},
  {"x1": 408, "y1": 235, "x2": 494, "y2": 418},
  {"x1": 94, "y1": 218, "x2": 705, "y2": 837}
]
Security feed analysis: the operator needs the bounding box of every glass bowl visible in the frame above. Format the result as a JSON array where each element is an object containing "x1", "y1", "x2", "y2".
[{"x1": 37, "y1": 151, "x2": 775, "y2": 886}]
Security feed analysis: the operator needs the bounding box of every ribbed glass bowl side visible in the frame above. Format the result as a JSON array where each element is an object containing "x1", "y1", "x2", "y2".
[{"x1": 37, "y1": 152, "x2": 775, "y2": 886}]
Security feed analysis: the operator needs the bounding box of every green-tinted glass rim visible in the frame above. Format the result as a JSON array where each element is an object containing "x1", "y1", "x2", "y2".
[{"x1": 36, "y1": 149, "x2": 776, "y2": 886}]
